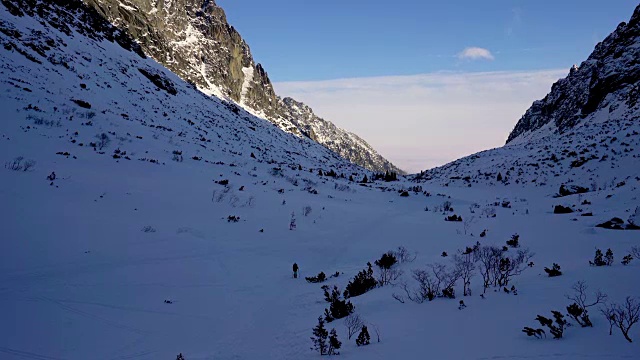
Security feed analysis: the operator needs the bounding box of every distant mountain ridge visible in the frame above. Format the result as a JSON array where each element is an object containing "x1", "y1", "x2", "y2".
[{"x1": 82, "y1": 0, "x2": 402, "y2": 173}]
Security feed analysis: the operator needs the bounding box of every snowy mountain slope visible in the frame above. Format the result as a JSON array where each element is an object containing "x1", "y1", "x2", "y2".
[
  {"x1": 1, "y1": 1, "x2": 640, "y2": 360},
  {"x1": 80, "y1": 0, "x2": 401, "y2": 173},
  {"x1": 0, "y1": 0, "x2": 365, "y2": 177},
  {"x1": 416, "y1": 5, "x2": 640, "y2": 193}
]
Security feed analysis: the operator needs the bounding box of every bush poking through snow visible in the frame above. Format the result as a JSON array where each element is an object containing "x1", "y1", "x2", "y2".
[
  {"x1": 141, "y1": 225, "x2": 156, "y2": 233},
  {"x1": 506, "y1": 234, "x2": 520, "y2": 248},
  {"x1": 533, "y1": 311, "x2": 567, "y2": 339},
  {"x1": 544, "y1": 263, "x2": 562, "y2": 277},
  {"x1": 589, "y1": 248, "x2": 613, "y2": 266},
  {"x1": 176, "y1": 353, "x2": 185, "y2": 360},
  {"x1": 343, "y1": 263, "x2": 377, "y2": 298},
  {"x1": 565, "y1": 281, "x2": 606, "y2": 328},
  {"x1": 522, "y1": 326, "x2": 545, "y2": 339},
  {"x1": 172, "y1": 150, "x2": 183, "y2": 162},
  {"x1": 356, "y1": 325, "x2": 371, "y2": 346},
  {"x1": 305, "y1": 272, "x2": 327, "y2": 284},
  {"x1": 445, "y1": 215, "x2": 462, "y2": 222},
  {"x1": 605, "y1": 248, "x2": 614, "y2": 266},
  {"x1": 322, "y1": 285, "x2": 354, "y2": 322},
  {"x1": 375, "y1": 251, "x2": 402, "y2": 286},
  {"x1": 621, "y1": 254, "x2": 633, "y2": 265}
]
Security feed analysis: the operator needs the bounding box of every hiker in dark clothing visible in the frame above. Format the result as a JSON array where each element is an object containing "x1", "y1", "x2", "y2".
[{"x1": 293, "y1": 263, "x2": 299, "y2": 278}]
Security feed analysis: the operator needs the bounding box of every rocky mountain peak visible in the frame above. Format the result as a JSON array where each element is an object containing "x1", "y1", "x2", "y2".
[
  {"x1": 506, "y1": 4, "x2": 640, "y2": 144},
  {"x1": 81, "y1": 0, "x2": 400, "y2": 173}
]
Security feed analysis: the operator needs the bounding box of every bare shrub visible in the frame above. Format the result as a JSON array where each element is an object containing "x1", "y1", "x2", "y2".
[
  {"x1": 22, "y1": 159, "x2": 36, "y2": 171},
  {"x1": 476, "y1": 245, "x2": 502, "y2": 293},
  {"x1": 303, "y1": 206, "x2": 312, "y2": 217},
  {"x1": 393, "y1": 246, "x2": 416, "y2": 263},
  {"x1": 442, "y1": 201, "x2": 452, "y2": 212},
  {"x1": 5, "y1": 156, "x2": 24, "y2": 171},
  {"x1": 5, "y1": 157, "x2": 35, "y2": 172},
  {"x1": 212, "y1": 186, "x2": 232, "y2": 203},
  {"x1": 402, "y1": 263, "x2": 460, "y2": 302},
  {"x1": 244, "y1": 196, "x2": 255, "y2": 208},
  {"x1": 454, "y1": 251, "x2": 475, "y2": 296},
  {"x1": 334, "y1": 183, "x2": 352, "y2": 192},
  {"x1": 601, "y1": 305, "x2": 617, "y2": 336},
  {"x1": 603, "y1": 297, "x2": 640, "y2": 343},
  {"x1": 481, "y1": 207, "x2": 496, "y2": 218},
  {"x1": 96, "y1": 133, "x2": 110, "y2": 150},
  {"x1": 496, "y1": 248, "x2": 534, "y2": 287},
  {"x1": 29, "y1": 115, "x2": 61, "y2": 127},
  {"x1": 463, "y1": 215, "x2": 475, "y2": 235},
  {"x1": 363, "y1": 323, "x2": 381, "y2": 343},
  {"x1": 344, "y1": 313, "x2": 364, "y2": 340},
  {"x1": 631, "y1": 246, "x2": 640, "y2": 260},
  {"x1": 565, "y1": 281, "x2": 607, "y2": 327}
]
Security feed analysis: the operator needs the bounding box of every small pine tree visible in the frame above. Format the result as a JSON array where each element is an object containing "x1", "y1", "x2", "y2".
[
  {"x1": 361, "y1": 174, "x2": 368, "y2": 183},
  {"x1": 593, "y1": 249, "x2": 606, "y2": 266},
  {"x1": 349, "y1": 175, "x2": 354, "y2": 182},
  {"x1": 176, "y1": 353, "x2": 185, "y2": 360},
  {"x1": 323, "y1": 285, "x2": 354, "y2": 322},
  {"x1": 374, "y1": 251, "x2": 398, "y2": 269},
  {"x1": 497, "y1": 172, "x2": 503, "y2": 182},
  {"x1": 328, "y1": 328, "x2": 341, "y2": 355},
  {"x1": 344, "y1": 262, "x2": 377, "y2": 298},
  {"x1": 605, "y1": 248, "x2": 614, "y2": 266},
  {"x1": 356, "y1": 325, "x2": 371, "y2": 346},
  {"x1": 311, "y1": 316, "x2": 329, "y2": 355}
]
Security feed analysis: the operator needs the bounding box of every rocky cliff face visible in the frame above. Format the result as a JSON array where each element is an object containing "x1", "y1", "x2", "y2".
[
  {"x1": 507, "y1": 4, "x2": 640, "y2": 144},
  {"x1": 82, "y1": 0, "x2": 401, "y2": 173}
]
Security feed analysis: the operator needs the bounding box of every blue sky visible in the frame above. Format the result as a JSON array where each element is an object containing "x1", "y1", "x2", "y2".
[
  {"x1": 218, "y1": 0, "x2": 637, "y2": 82},
  {"x1": 217, "y1": 1, "x2": 639, "y2": 172}
]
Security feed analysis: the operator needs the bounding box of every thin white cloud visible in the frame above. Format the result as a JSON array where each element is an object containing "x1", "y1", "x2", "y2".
[
  {"x1": 275, "y1": 69, "x2": 567, "y2": 173},
  {"x1": 506, "y1": 7, "x2": 523, "y2": 37},
  {"x1": 457, "y1": 47, "x2": 495, "y2": 61}
]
